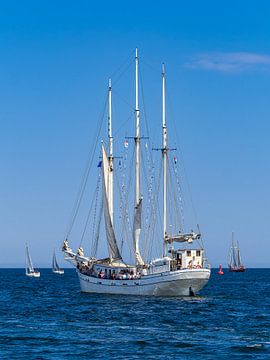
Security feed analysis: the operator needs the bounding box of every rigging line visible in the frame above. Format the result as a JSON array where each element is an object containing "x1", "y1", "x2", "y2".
[
  {"x1": 145, "y1": 176, "x2": 158, "y2": 260},
  {"x1": 167, "y1": 86, "x2": 199, "y2": 227},
  {"x1": 145, "y1": 154, "x2": 163, "y2": 261},
  {"x1": 141, "y1": 144, "x2": 156, "y2": 259},
  {"x1": 121, "y1": 149, "x2": 133, "y2": 257},
  {"x1": 64, "y1": 92, "x2": 108, "y2": 240},
  {"x1": 79, "y1": 170, "x2": 101, "y2": 248},
  {"x1": 167, "y1": 155, "x2": 183, "y2": 230},
  {"x1": 139, "y1": 67, "x2": 154, "y2": 163},
  {"x1": 113, "y1": 89, "x2": 134, "y2": 110},
  {"x1": 172, "y1": 155, "x2": 186, "y2": 231},
  {"x1": 114, "y1": 165, "x2": 133, "y2": 254},
  {"x1": 122, "y1": 146, "x2": 135, "y2": 240},
  {"x1": 116, "y1": 145, "x2": 135, "y2": 255},
  {"x1": 91, "y1": 198, "x2": 103, "y2": 258},
  {"x1": 113, "y1": 111, "x2": 134, "y2": 137},
  {"x1": 110, "y1": 50, "x2": 134, "y2": 84},
  {"x1": 140, "y1": 148, "x2": 150, "y2": 255}
]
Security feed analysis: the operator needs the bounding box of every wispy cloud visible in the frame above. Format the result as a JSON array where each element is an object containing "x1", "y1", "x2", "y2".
[{"x1": 185, "y1": 52, "x2": 270, "y2": 73}]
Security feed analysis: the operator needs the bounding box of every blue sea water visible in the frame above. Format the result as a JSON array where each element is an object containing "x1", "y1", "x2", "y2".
[{"x1": 0, "y1": 269, "x2": 269, "y2": 359}]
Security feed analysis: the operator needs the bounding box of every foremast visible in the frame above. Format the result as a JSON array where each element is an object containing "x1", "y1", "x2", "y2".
[
  {"x1": 133, "y1": 48, "x2": 144, "y2": 266},
  {"x1": 101, "y1": 79, "x2": 122, "y2": 261}
]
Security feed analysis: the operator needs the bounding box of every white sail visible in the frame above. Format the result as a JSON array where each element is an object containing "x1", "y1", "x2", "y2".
[
  {"x1": 26, "y1": 245, "x2": 34, "y2": 274},
  {"x1": 133, "y1": 198, "x2": 144, "y2": 265},
  {"x1": 25, "y1": 244, "x2": 40, "y2": 277},
  {"x1": 52, "y1": 250, "x2": 64, "y2": 274},
  {"x1": 52, "y1": 251, "x2": 59, "y2": 271},
  {"x1": 101, "y1": 143, "x2": 122, "y2": 260}
]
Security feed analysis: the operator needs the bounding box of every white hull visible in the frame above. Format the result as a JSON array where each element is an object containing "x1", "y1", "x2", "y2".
[
  {"x1": 52, "y1": 269, "x2": 64, "y2": 275},
  {"x1": 26, "y1": 271, "x2": 40, "y2": 278},
  {"x1": 78, "y1": 268, "x2": 210, "y2": 296}
]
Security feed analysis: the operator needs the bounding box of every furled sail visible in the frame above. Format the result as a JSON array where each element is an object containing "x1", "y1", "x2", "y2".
[
  {"x1": 164, "y1": 231, "x2": 201, "y2": 243},
  {"x1": 101, "y1": 143, "x2": 122, "y2": 260},
  {"x1": 133, "y1": 198, "x2": 144, "y2": 265}
]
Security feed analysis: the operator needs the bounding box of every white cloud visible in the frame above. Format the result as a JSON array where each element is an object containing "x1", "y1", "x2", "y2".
[{"x1": 185, "y1": 52, "x2": 270, "y2": 72}]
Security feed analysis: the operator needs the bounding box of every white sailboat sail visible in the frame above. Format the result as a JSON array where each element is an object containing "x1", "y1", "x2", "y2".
[
  {"x1": 25, "y1": 244, "x2": 40, "y2": 277},
  {"x1": 26, "y1": 245, "x2": 34, "y2": 274},
  {"x1": 101, "y1": 143, "x2": 122, "y2": 260},
  {"x1": 52, "y1": 251, "x2": 59, "y2": 271},
  {"x1": 133, "y1": 198, "x2": 144, "y2": 265},
  {"x1": 52, "y1": 250, "x2": 64, "y2": 274}
]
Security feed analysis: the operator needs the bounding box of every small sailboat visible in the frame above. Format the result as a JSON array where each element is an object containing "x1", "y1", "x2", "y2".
[
  {"x1": 25, "y1": 244, "x2": 40, "y2": 277},
  {"x1": 52, "y1": 250, "x2": 64, "y2": 274},
  {"x1": 228, "y1": 232, "x2": 245, "y2": 272}
]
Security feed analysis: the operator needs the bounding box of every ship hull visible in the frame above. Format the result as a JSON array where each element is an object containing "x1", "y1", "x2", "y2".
[
  {"x1": 77, "y1": 268, "x2": 210, "y2": 296},
  {"x1": 26, "y1": 271, "x2": 40, "y2": 278},
  {"x1": 52, "y1": 269, "x2": 64, "y2": 275},
  {"x1": 228, "y1": 268, "x2": 246, "y2": 272}
]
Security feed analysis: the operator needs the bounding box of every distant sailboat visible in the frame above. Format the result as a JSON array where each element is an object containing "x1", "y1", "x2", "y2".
[
  {"x1": 25, "y1": 244, "x2": 40, "y2": 277},
  {"x1": 228, "y1": 232, "x2": 245, "y2": 272},
  {"x1": 52, "y1": 250, "x2": 64, "y2": 274}
]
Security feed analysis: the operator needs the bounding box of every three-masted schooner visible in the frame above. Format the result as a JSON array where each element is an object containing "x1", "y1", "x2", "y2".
[
  {"x1": 228, "y1": 232, "x2": 245, "y2": 272},
  {"x1": 62, "y1": 49, "x2": 211, "y2": 296},
  {"x1": 25, "y1": 244, "x2": 40, "y2": 277}
]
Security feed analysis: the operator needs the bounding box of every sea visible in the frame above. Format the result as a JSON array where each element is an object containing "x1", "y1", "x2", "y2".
[{"x1": 0, "y1": 269, "x2": 269, "y2": 359}]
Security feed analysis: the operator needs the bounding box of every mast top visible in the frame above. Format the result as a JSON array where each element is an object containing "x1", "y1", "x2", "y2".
[{"x1": 162, "y1": 62, "x2": 166, "y2": 129}]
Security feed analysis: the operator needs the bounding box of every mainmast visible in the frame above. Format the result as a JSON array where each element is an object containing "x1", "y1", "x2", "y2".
[
  {"x1": 162, "y1": 64, "x2": 167, "y2": 258},
  {"x1": 135, "y1": 48, "x2": 140, "y2": 207},
  {"x1": 108, "y1": 79, "x2": 114, "y2": 224},
  {"x1": 133, "y1": 48, "x2": 144, "y2": 266}
]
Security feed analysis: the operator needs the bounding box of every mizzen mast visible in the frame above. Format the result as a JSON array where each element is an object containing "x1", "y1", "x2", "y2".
[{"x1": 162, "y1": 63, "x2": 167, "y2": 258}]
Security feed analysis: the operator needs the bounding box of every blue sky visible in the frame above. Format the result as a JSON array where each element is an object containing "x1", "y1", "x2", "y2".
[{"x1": 0, "y1": 0, "x2": 270, "y2": 267}]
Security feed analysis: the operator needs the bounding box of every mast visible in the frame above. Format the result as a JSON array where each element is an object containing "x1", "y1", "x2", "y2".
[
  {"x1": 133, "y1": 48, "x2": 144, "y2": 266},
  {"x1": 108, "y1": 79, "x2": 114, "y2": 224},
  {"x1": 162, "y1": 63, "x2": 167, "y2": 258},
  {"x1": 135, "y1": 48, "x2": 140, "y2": 207}
]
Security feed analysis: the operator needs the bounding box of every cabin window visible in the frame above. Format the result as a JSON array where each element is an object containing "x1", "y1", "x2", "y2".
[
  {"x1": 196, "y1": 250, "x2": 201, "y2": 257},
  {"x1": 187, "y1": 250, "x2": 191, "y2": 257}
]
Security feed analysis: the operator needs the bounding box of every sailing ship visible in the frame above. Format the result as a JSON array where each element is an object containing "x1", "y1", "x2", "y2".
[
  {"x1": 62, "y1": 49, "x2": 211, "y2": 296},
  {"x1": 228, "y1": 232, "x2": 245, "y2": 272},
  {"x1": 52, "y1": 250, "x2": 64, "y2": 274},
  {"x1": 25, "y1": 244, "x2": 40, "y2": 277}
]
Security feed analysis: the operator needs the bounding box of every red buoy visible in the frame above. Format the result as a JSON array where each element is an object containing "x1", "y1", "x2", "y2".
[{"x1": 218, "y1": 264, "x2": 224, "y2": 275}]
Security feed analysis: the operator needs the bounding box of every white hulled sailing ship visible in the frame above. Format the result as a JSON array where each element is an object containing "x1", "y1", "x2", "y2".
[
  {"x1": 228, "y1": 232, "x2": 245, "y2": 272},
  {"x1": 62, "y1": 49, "x2": 210, "y2": 296},
  {"x1": 52, "y1": 250, "x2": 64, "y2": 274},
  {"x1": 25, "y1": 244, "x2": 40, "y2": 277}
]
